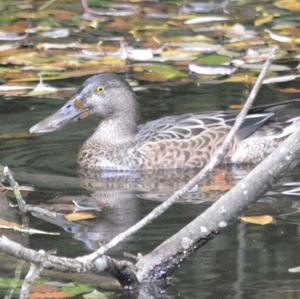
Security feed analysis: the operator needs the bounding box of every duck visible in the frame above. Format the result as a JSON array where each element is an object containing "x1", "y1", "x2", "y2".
[{"x1": 29, "y1": 73, "x2": 300, "y2": 171}]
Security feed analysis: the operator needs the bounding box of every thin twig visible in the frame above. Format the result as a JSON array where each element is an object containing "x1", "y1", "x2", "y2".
[
  {"x1": 20, "y1": 254, "x2": 45, "y2": 299},
  {"x1": 78, "y1": 47, "x2": 277, "y2": 263},
  {"x1": 3, "y1": 167, "x2": 26, "y2": 212},
  {"x1": 39, "y1": 0, "x2": 59, "y2": 10},
  {"x1": 4, "y1": 261, "x2": 25, "y2": 299}
]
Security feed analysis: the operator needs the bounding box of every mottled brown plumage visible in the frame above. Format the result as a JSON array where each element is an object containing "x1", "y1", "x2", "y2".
[{"x1": 30, "y1": 73, "x2": 300, "y2": 171}]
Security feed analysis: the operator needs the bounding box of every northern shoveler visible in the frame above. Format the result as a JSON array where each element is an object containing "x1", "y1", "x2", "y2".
[{"x1": 29, "y1": 73, "x2": 300, "y2": 171}]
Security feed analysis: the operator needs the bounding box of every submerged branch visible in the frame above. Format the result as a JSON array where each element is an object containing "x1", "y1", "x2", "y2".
[{"x1": 0, "y1": 235, "x2": 137, "y2": 287}]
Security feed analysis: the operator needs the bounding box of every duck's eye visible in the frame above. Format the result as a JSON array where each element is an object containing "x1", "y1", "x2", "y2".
[{"x1": 96, "y1": 86, "x2": 105, "y2": 93}]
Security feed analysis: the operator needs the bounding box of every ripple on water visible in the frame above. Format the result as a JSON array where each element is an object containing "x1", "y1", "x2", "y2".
[{"x1": 0, "y1": 135, "x2": 81, "y2": 176}]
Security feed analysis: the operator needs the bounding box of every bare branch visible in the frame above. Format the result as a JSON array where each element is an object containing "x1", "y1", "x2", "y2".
[
  {"x1": 20, "y1": 256, "x2": 45, "y2": 299},
  {"x1": 0, "y1": 236, "x2": 137, "y2": 287},
  {"x1": 136, "y1": 120, "x2": 300, "y2": 280},
  {"x1": 78, "y1": 47, "x2": 277, "y2": 264},
  {"x1": 3, "y1": 167, "x2": 26, "y2": 212}
]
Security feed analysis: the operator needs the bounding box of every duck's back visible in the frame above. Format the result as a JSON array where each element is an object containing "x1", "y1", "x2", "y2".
[{"x1": 131, "y1": 113, "x2": 236, "y2": 170}]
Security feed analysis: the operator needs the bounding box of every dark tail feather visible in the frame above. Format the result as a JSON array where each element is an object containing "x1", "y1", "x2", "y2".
[
  {"x1": 235, "y1": 98, "x2": 300, "y2": 139},
  {"x1": 249, "y1": 98, "x2": 300, "y2": 114}
]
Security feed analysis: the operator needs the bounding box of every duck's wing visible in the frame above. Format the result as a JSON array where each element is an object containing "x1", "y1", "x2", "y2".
[
  {"x1": 132, "y1": 112, "x2": 273, "y2": 169},
  {"x1": 136, "y1": 112, "x2": 273, "y2": 143}
]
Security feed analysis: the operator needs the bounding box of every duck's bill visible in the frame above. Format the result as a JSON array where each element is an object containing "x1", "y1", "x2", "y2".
[{"x1": 29, "y1": 97, "x2": 92, "y2": 134}]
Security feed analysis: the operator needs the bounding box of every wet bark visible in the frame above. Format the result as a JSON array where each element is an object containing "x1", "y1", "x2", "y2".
[{"x1": 136, "y1": 125, "x2": 300, "y2": 280}]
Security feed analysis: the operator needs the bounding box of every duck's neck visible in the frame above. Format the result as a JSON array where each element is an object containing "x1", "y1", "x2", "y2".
[{"x1": 88, "y1": 113, "x2": 137, "y2": 146}]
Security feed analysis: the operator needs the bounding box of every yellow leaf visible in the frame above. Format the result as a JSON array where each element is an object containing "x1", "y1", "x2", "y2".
[
  {"x1": 240, "y1": 215, "x2": 274, "y2": 225},
  {"x1": 65, "y1": 212, "x2": 97, "y2": 222},
  {"x1": 274, "y1": 0, "x2": 300, "y2": 11},
  {"x1": 255, "y1": 14, "x2": 276, "y2": 26},
  {"x1": 201, "y1": 183, "x2": 232, "y2": 192},
  {"x1": 223, "y1": 74, "x2": 257, "y2": 84},
  {"x1": 229, "y1": 104, "x2": 243, "y2": 109}
]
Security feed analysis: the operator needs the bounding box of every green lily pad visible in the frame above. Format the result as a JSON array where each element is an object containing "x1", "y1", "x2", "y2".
[
  {"x1": 134, "y1": 64, "x2": 187, "y2": 80},
  {"x1": 196, "y1": 54, "x2": 230, "y2": 65}
]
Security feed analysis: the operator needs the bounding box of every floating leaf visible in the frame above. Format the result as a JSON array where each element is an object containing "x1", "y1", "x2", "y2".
[
  {"x1": 0, "y1": 44, "x2": 19, "y2": 52},
  {"x1": 228, "y1": 38, "x2": 265, "y2": 50},
  {"x1": 41, "y1": 28, "x2": 70, "y2": 39},
  {"x1": 229, "y1": 104, "x2": 243, "y2": 109},
  {"x1": 263, "y1": 74, "x2": 300, "y2": 84},
  {"x1": 117, "y1": 42, "x2": 155, "y2": 61},
  {"x1": 224, "y1": 23, "x2": 257, "y2": 40},
  {"x1": 184, "y1": 15, "x2": 229, "y2": 25},
  {"x1": 240, "y1": 215, "x2": 274, "y2": 225},
  {"x1": 196, "y1": 54, "x2": 230, "y2": 65},
  {"x1": 133, "y1": 64, "x2": 187, "y2": 80},
  {"x1": 178, "y1": 42, "x2": 221, "y2": 53},
  {"x1": 239, "y1": 63, "x2": 290, "y2": 72},
  {"x1": 265, "y1": 29, "x2": 292, "y2": 43},
  {"x1": 26, "y1": 75, "x2": 58, "y2": 96},
  {"x1": 201, "y1": 183, "x2": 232, "y2": 192},
  {"x1": 161, "y1": 49, "x2": 198, "y2": 61},
  {"x1": 223, "y1": 73, "x2": 258, "y2": 84},
  {"x1": 274, "y1": 0, "x2": 300, "y2": 11},
  {"x1": 83, "y1": 290, "x2": 111, "y2": 299},
  {"x1": 0, "y1": 84, "x2": 33, "y2": 92},
  {"x1": 189, "y1": 64, "x2": 237, "y2": 76},
  {"x1": 11, "y1": 63, "x2": 128, "y2": 82},
  {"x1": 64, "y1": 212, "x2": 97, "y2": 222},
  {"x1": 277, "y1": 87, "x2": 300, "y2": 93},
  {"x1": 0, "y1": 30, "x2": 27, "y2": 41}
]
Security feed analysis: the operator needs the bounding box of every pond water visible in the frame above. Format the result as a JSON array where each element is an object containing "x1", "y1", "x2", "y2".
[{"x1": 1, "y1": 0, "x2": 300, "y2": 298}]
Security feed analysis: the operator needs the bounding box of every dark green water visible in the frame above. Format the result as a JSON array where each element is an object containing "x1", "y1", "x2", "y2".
[
  {"x1": 2, "y1": 76, "x2": 300, "y2": 298},
  {"x1": 1, "y1": 0, "x2": 300, "y2": 298}
]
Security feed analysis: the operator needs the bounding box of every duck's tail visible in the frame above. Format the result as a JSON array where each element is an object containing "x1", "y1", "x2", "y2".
[
  {"x1": 234, "y1": 98, "x2": 300, "y2": 140},
  {"x1": 248, "y1": 98, "x2": 300, "y2": 114}
]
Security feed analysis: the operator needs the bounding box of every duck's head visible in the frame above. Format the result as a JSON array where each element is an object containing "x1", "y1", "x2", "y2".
[{"x1": 30, "y1": 73, "x2": 136, "y2": 134}]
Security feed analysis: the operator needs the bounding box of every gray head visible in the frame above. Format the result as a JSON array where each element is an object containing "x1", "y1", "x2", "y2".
[{"x1": 30, "y1": 73, "x2": 137, "y2": 134}]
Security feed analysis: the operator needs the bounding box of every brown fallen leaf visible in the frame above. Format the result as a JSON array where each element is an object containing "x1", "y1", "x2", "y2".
[
  {"x1": 240, "y1": 215, "x2": 274, "y2": 225},
  {"x1": 274, "y1": 0, "x2": 300, "y2": 11},
  {"x1": 201, "y1": 183, "x2": 233, "y2": 192},
  {"x1": 229, "y1": 104, "x2": 243, "y2": 109},
  {"x1": 277, "y1": 87, "x2": 300, "y2": 94},
  {"x1": 30, "y1": 291, "x2": 73, "y2": 298},
  {"x1": 64, "y1": 212, "x2": 97, "y2": 222}
]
